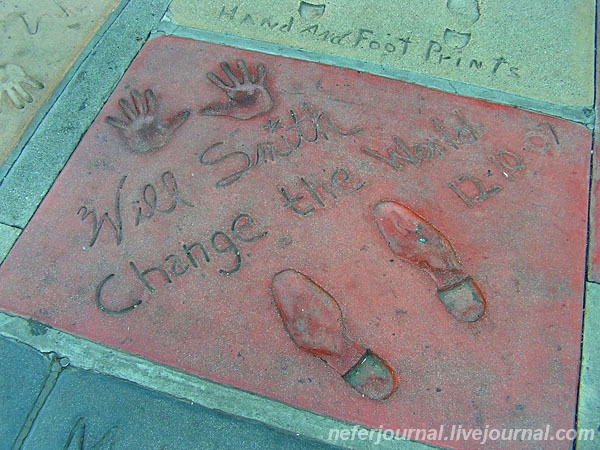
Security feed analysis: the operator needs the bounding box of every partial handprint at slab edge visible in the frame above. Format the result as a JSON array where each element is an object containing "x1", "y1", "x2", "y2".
[{"x1": 0, "y1": 64, "x2": 44, "y2": 112}]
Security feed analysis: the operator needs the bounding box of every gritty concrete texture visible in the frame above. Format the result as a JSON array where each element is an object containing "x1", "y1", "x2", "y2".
[
  {"x1": 167, "y1": 0, "x2": 595, "y2": 116},
  {"x1": 577, "y1": 283, "x2": 600, "y2": 449},
  {"x1": 0, "y1": 0, "x2": 121, "y2": 168},
  {"x1": 0, "y1": 2, "x2": 595, "y2": 450},
  {"x1": 21, "y1": 367, "x2": 337, "y2": 450},
  {"x1": 588, "y1": 134, "x2": 600, "y2": 282},
  {"x1": 0, "y1": 312, "x2": 429, "y2": 450},
  {"x1": 585, "y1": 23, "x2": 600, "y2": 283},
  {"x1": 0, "y1": 222, "x2": 21, "y2": 263},
  {"x1": 0, "y1": 0, "x2": 173, "y2": 229},
  {"x1": 0, "y1": 35, "x2": 591, "y2": 449},
  {"x1": 0, "y1": 337, "x2": 51, "y2": 449}
]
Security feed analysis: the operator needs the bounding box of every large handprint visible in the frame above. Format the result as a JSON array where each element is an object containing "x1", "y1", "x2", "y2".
[
  {"x1": 0, "y1": 64, "x2": 44, "y2": 112},
  {"x1": 199, "y1": 60, "x2": 273, "y2": 120},
  {"x1": 106, "y1": 89, "x2": 190, "y2": 154}
]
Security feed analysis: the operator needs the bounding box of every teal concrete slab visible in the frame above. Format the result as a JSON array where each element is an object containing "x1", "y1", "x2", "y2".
[
  {"x1": 21, "y1": 368, "x2": 337, "y2": 450},
  {"x1": 584, "y1": 12, "x2": 599, "y2": 283},
  {"x1": 0, "y1": 0, "x2": 172, "y2": 229},
  {"x1": 0, "y1": 223, "x2": 21, "y2": 263},
  {"x1": 0, "y1": 337, "x2": 51, "y2": 449},
  {"x1": 0, "y1": 311, "x2": 430, "y2": 450},
  {"x1": 577, "y1": 283, "x2": 600, "y2": 449}
]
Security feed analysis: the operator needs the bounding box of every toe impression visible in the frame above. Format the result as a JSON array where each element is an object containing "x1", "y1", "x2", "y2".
[
  {"x1": 272, "y1": 269, "x2": 398, "y2": 400},
  {"x1": 374, "y1": 201, "x2": 486, "y2": 322}
]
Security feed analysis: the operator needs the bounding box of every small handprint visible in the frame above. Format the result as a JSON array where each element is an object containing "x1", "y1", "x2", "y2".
[
  {"x1": 106, "y1": 89, "x2": 190, "y2": 154},
  {"x1": 200, "y1": 60, "x2": 274, "y2": 120},
  {"x1": 0, "y1": 64, "x2": 44, "y2": 112}
]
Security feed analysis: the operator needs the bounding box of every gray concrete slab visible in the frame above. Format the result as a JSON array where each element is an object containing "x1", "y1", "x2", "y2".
[
  {"x1": 165, "y1": 0, "x2": 596, "y2": 124},
  {"x1": 156, "y1": 20, "x2": 594, "y2": 126},
  {"x1": 0, "y1": 0, "x2": 172, "y2": 229},
  {"x1": 0, "y1": 223, "x2": 21, "y2": 263},
  {"x1": 0, "y1": 0, "x2": 122, "y2": 170},
  {"x1": 577, "y1": 283, "x2": 600, "y2": 449},
  {"x1": 0, "y1": 336, "x2": 51, "y2": 450},
  {"x1": 21, "y1": 367, "x2": 338, "y2": 450},
  {"x1": 0, "y1": 0, "x2": 129, "y2": 183}
]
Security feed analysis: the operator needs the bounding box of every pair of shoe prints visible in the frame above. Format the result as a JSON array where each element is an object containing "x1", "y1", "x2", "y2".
[
  {"x1": 274, "y1": 200, "x2": 486, "y2": 401},
  {"x1": 0, "y1": 36, "x2": 590, "y2": 443}
]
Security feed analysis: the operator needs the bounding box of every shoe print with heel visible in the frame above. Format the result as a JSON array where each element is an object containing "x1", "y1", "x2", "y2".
[
  {"x1": 373, "y1": 201, "x2": 486, "y2": 322},
  {"x1": 271, "y1": 269, "x2": 398, "y2": 401}
]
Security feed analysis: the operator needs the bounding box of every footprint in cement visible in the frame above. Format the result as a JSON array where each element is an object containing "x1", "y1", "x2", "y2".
[
  {"x1": 272, "y1": 269, "x2": 398, "y2": 400},
  {"x1": 444, "y1": 0, "x2": 480, "y2": 49},
  {"x1": 298, "y1": 1, "x2": 326, "y2": 20},
  {"x1": 373, "y1": 201, "x2": 486, "y2": 322}
]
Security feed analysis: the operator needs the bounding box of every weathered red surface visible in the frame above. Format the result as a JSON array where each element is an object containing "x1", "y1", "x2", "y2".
[
  {"x1": 0, "y1": 36, "x2": 591, "y2": 449},
  {"x1": 272, "y1": 269, "x2": 398, "y2": 400},
  {"x1": 590, "y1": 135, "x2": 600, "y2": 282}
]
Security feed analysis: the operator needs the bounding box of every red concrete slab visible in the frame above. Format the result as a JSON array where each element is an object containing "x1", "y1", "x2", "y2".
[
  {"x1": 0, "y1": 36, "x2": 591, "y2": 449},
  {"x1": 589, "y1": 132, "x2": 600, "y2": 282}
]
